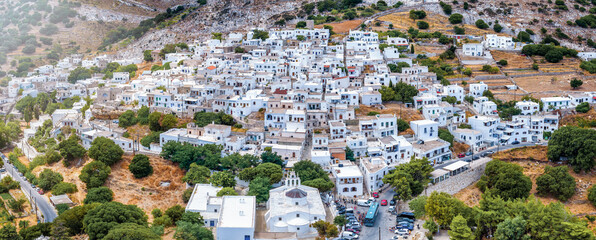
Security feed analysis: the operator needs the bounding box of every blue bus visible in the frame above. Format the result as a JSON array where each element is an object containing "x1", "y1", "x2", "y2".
[{"x1": 363, "y1": 202, "x2": 379, "y2": 227}]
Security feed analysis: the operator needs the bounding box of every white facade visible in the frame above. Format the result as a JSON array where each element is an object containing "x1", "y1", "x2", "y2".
[
  {"x1": 332, "y1": 163, "x2": 364, "y2": 197},
  {"x1": 217, "y1": 196, "x2": 256, "y2": 240},
  {"x1": 410, "y1": 120, "x2": 439, "y2": 141},
  {"x1": 462, "y1": 43, "x2": 484, "y2": 57},
  {"x1": 541, "y1": 97, "x2": 571, "y2": 111},
  {"x1": 516, "y1": 101, "x2": 540, "y2": 115},
  {"x1": 484, "y1": 34, "x2": 514, "y2": 49},
  {"x1": 266, "y1": 173, "x2": 326, "y2": 238}
]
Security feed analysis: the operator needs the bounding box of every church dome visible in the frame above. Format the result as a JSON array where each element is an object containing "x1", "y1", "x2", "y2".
[{"x1": 285, "y1": 188, "x2": 307, "y2": 198}]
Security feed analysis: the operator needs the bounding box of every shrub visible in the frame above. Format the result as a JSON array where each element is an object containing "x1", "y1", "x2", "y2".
[
  {"x1": 475, "y1": 19, "x2": 489, "y2": 29},
  {"x1": 498, "y1": 59, "x2": 508, "y2": 66},
  {"x1": 52, "y1": 182, "x2": 77, "y2": 195},
  {"x1": 38, "y1": 169, "x2": 63, "y2": 191},
  {"x1": 417, "y1": 21, "x2": 429, "y2": 29},
  {"x1": 129, "y1": 154, "x2": 153, "y2": 178},
  {"x1": 576, "y1": 102, "x2": 590, "y2": 113},
  {"x1": 448, "y1": 13, "x2": 463, "y2": 24},
  {"x1": 536, "y1": 166, "x2": 576, "y2": 201},
  {"x1": 589, "y1": 185, "x2": 596, "y2": 206},
  {"x1": 84, "y1": 187, "x2": 114, "y2": 204}
]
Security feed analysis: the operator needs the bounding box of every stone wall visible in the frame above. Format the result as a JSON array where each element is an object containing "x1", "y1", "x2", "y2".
[{"x1": 423, "y1": 158, "x2": 491, "y2": 196}]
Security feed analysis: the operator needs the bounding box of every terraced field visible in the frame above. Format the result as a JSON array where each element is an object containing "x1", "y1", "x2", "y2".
[{"x1": 378, "y1": 12, "x2": 493, "y2": 36}]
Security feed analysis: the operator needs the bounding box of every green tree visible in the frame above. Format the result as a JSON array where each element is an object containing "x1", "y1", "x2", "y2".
[
  {"x1": 425, "y1": 191, "x2": 467, "y2": 227},
  {"x1": 417, "y1": 21, "x2": 429, "y2": 29},
  {"x1": 165, "y1": 205, "x2": 185, "y2": 223},
  {"x1": 174, "y1": 221, "x2": 213, "y2": 240},
  {"x1": 449, "y1": 13, "x2": 463, "y2": 24},
  {"x1": 345, "y1": 147, "x2": 355, "y2": 161},
  {"x1": 129, "y1": 154, "x2": 153, "y2": 178},
  {"x1": 311, "y1": 220, "x2": 339, "y2": 240},
  {"x1": 409, "y1": 195, "x2": 427, "y2": 218},
  {"x1": 52, "y1": 203, "x2": 99, "y2": 236},
  {"x1": 209, "y1": 171, "x2": 236, "y2": 188},
  {"x1": 293, "y1": 160, "x2": 334, "y2": 192},
  {"x1": 570, "y1": 78, "x2": 583, "y2": 89},
  {"x1": 38, "y1": 169, "x2": 63, "y2": 191},
  {"x1": 296, "y1": 21, "x2": 307, "y2": 28},
  {"x1": 260, "y1": 150, "x2": 284, "y2": 166},
  {"x1": 589, "y1": 185, "x2": 596, "y2": 207},
  {"x1": 143, "y1": 50, "x2": 154, "y2": 62},
  {"x1": 0, "y1": 225, "x2": 22, "y2": 240},
  {"x1": 396, "y1": 119, "x2": 409, "y2": 132},
  {"x1": 383, "y1": 157, "x2": 433, "y2": 197},
  {"x1": 495, "y1": 216, "x2": 529, "y2": 240},
  {"x1": 19, "y1": 223, "x2": 52, "y2": 240},
  {"x1": 476, "y1": 160, "x2": 532, "y2": 200},
  {"x1": 449, "y1": 215, "x2": 474, "y2": 240},
  {"x1": 79, "y1": 161, "x2": 111, "y2": 189},
  {"x1": 118, "y1": 110, "x2": 137, "y2": 128},
  {"x1": 576, "y1": 102, "x2": 590, "y2": 113},
  {"x1": 216, "y1": 187, "x2": 238, "y2": 197},
  {"x1": 493, "y1": 23, "x2": 503, "y2": 33},
  {"x1": 88, "y1": 137, "x2": 124, "y2": 166},
  {"x1": 103, "y1": 223, "x2": 160, "y2": 240},
  {"x1": 252, "y1": 30, "x2": 269, "y2": 40},
  {"x1": 536, "y1": 166, "x2": 576, "y2": 201},
  {"x1": 517, "y1": 31, "x2": 532, "y2": 42},
  {"x1": 547, "y1": 126, "x2": 596, "y2": 172},
  {"x1": 148, "y1": 112, "x2": 162, "y2": 131},
  {"x1": 182, "y1": 188, "x2": 193, "y2": 203},
  {"x1": 454, "y1": 26, "x2": 465, "y2": 34},
  {"x1": 57, "y1": 135, "x2": 86, "y2": 162},
  {"x1": 248, "y1": 177, "x2": 271, "y2": 203},
  {"x1": 67, "y1": 67, "x2": 92, "y2": 83},
  {"x1": 393, "y1": 176, "x2": 412, "y2": 203},
  {"x1": 302, "y1": 178, "x2": 335, "y2": 192},
  {"x1": 438, "y1": 128, "x2": 454, "y2": 145},
  {"x1": 83, "y1": 202, "x2": 148, "y2": 240},
  {"x1": 409, "y1": 10, "x2": 427, "y2": 20},
  {"x1": 333, "y1": 215, "x2": 347, "y2": 227},
  {"x1": 52, "y1": 182, "x2": 77, "y2": 195},
  {"x1": 137, "y1": 106, "x2": 150, "y2": 124},
  {"x1": 182, "y1": 163, "x2": 211, "y2": 184},
  {"x1": 475, "y1": 19, "x2": 489, "y2": 29},
  {"x1": 84, "y1": 187, "x2": 113, "y2": 204},
  {"x1": 161, "y1": 114, "x2": 178, "y2": 131}
]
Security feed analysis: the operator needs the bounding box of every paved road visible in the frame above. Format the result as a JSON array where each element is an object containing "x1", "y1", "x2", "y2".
[
  {"x1": 434, "y1": 142, "x2": 540, "y2": 169},
  {"x1": 357, "y1": 188, "x2": 426, "y2": 240},
  {"x1": 0, "y1": 153, "x2": 57, "y2": 223}
]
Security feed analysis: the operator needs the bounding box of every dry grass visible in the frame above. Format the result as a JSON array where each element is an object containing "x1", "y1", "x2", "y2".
[
  {"x1": 452, "y1": 141, "x2": 470, "y2": 156},
  {"x1": 315, "y1": 20, "x2": 363, "y2": 34},
  {"x1": 491, "y1": 50, "x2": 534, "y2": 70},
  {"x1": 560, "y1": 109, "x2": 596, "y2": 127},
  {"x1": 456, "y1": 146, "x2": 596, "y2": 229},
  {"x1": 514, "y1": 73, "x2": 596, "y2": 94},
  {"x1": 378, "y1": 12, "x2": 493, "y2": 36},
  {"x1": 532, "y1": 56, "x2": 581, "y2": 73},
  {"x1": 105, "y1": 154, "x2": 186, "y2": 219},
  {"x1": 356, "y1": 103, "x2": 424, "y2": 122}
]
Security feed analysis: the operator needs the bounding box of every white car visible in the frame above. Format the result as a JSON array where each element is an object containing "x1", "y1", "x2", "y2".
[{"x1": 395, "y1": 228, "x2": 409, "y2": 235}]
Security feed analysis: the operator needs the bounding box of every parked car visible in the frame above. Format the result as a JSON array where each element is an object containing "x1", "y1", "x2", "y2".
[
  {"x1": 396, "y1": 217, "x2": 414, "y2": 224},
  {"x1": 395, "y1": 228, "x2": 410, "y2": 236},
  {"x1": 388, "y1": 206, "x2": 396, "y2": 212},
  {"x1": 457, "y1": 153, "x2": 465, "y2": 158},
  {"x1": 380, "y1": 199, "x2": 388, "y2": 206},
  {"x1": 465, "y1": 152, "x2": 472, "y2": 156},
  {"x1": 486, "y1": 150, "x2": 495, "y2": 155},
  {"x1": 372, "y1": 192, "x2": 379, "y2": 198},
  {"x1": 397, "y1": 223, "x2": 414, "y2": 230},
  {"x1": 512, "y1": 141, "x2": 520, "y2": 145},
  {"x1": 38, "y1": 189, "x2": 44, "y2": 194},
  {"x1": 389, "y1": 199, "x2": 396, "y2": 206},
  {"x1": 397, "y1": 212, "x2": 415, "y2": 219},
  {"x1": 345, "y1": 228, "x2": 360, "y2": 234},
  {"x1": 472, "y1": 155, "x2": 480, "y2": 160}
]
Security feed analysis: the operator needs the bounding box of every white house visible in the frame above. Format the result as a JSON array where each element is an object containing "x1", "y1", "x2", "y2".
[
  {"x1": 410, "y1": 120, "x2": 439, "y2": 142},
  {"x1": 265, "y1": 172, "x2": 326, "y2": 238},
  {"x1": 360, "y1": 157, "x2": 389, "y2": 194},
  {"x1": 473, "y1": 97, "x2": 498, "y2": 116},
  {"x1": 462, "y1": 43, "x2": 484, "y2": 57},
  {"x1": 515, "y1": 101, "x2": 540, "y2": 115},
  {"x1": 216, "y1": 196, "x2": 256, "y2": 240},
  {"x1": 468, "y1": 82, "x2": 488, "y2": 98},
  {"x1": 541, "y1": 97, "x2": 571, "y2": 111},
  {"x1": 578, "y1": 52, "x2": 596, "y2": 61},
  {"x1": 332, "y1": 163, "x2": 364, "y2": 197},
  {"x1": 185, "y1": 184, "x2": 223, "y2": 227},
  {"x1": 484, "y1": 34, "x2": 514, "y2": 49}
]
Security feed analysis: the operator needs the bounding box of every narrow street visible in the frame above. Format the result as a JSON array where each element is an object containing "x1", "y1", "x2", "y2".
[{"x1": 0, "y1": 153, "x2": 57, "y2": 222}]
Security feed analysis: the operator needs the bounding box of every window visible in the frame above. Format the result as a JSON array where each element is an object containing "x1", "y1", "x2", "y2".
[
  {"x1": 296, "y1": 214, "x2": 300, "y2": 217},
  {"x1": 278, "y1": 217, "x2": 282, "y2": 221}
]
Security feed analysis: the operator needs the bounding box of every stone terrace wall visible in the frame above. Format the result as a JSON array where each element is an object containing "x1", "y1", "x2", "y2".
[{"x1": 423, "y1": 158, "x2": 491, "y2": 196}]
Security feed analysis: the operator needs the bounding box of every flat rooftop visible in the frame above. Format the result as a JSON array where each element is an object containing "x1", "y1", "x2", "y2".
[{"x1": 218, "y1": 196, "x2": 256, "y2": 229}]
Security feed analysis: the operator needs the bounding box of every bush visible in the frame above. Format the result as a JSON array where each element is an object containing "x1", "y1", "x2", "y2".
[
  {"x1": 581, "y1": 59, "x2": 596, "y2": 73},
  {"x1": 84, "y1": 187, "x2": 114, "y2": 204},
  {"x1": 129, "y1": 154, "x2": 153, "y2": 178},
  {"x1": 38, "y1": 169, "x2": 63, "y2": 191},
  {"x1": 409, "y1": 10, "x2": 426, "y2": 20},
  {"x1": 83, "y1": 202, "x2": 147, "y2": 240},
  {"x1": 182, "y1": 188, "x2": 193, "y2": 203},
  {"x1": 79, "y1": 161, "x2": 111, "y2": 189},
  {"x1": 589, "y1": 185, "x2": 596, "y2": 206},
  {"x1": 498, "y1": 59, "x2": 508, "y2": 66},
  {"x1": 536, "y1": 166, "x2": 576, "y2": 201},
  {"x1": 56, "y1": 203, "x2": 70, "y2": 215},
  {"x1": 417, "y1": 21, "x2": 429, "y2": 29},
  {"x1": 165, "y1": 205, "x2": 185, "y2": 223},
  {"x1": 448, "y1": 13, "x2": 463, "y2": 24},
  {"x1": 570, "y1": 78, "x2": 583, "y2": 89},
  {"x1": 475, "y1": 19, "x2": 489, "y2": 29},
  {"x1": 576, "y1": 102, "x2": 590, "y2": 113},
  {"x1": 493, "y1": 23, "x2": 503, "y2": 33},
  {"x1": 52, "y1": 182, "x2": 77, "y2": 195}
]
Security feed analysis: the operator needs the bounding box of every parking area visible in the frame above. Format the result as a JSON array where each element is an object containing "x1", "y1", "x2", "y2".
[{"x1": 336, "y1": 188, "x2": 427, "y2": 240}]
